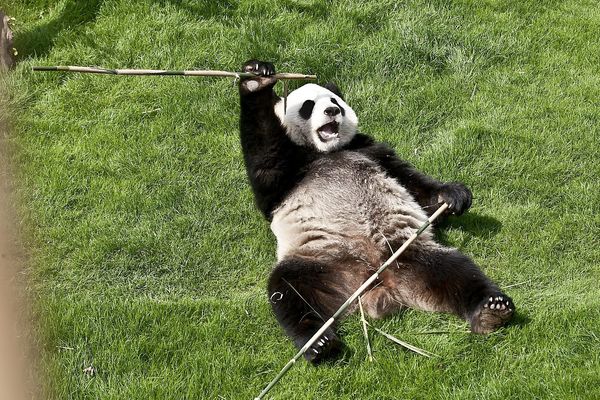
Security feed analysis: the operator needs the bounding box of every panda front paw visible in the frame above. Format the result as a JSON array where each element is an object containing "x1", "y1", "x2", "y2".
[
  {"x1": 239, "y1": 60, "x2": 277, "y2": 94},
  {"x1": 242, "y1": 59, "x2": 276, "y2": 77},
  {"x1": 437, "y1": 182, "x2": 472, "y2": 216}
]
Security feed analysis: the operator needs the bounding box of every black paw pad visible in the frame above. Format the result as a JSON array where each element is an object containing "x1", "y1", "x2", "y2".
[
  {"x1": 470, "y1": 293, "x2": 515, "y2": 334},
  {"x1": 303, "y1": 333, "x2": 342, "y2": 364}
]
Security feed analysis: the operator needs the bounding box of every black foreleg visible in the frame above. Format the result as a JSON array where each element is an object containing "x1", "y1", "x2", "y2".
[{"x1": 349, "y1": 137, "x2": 472, "y2": 220}]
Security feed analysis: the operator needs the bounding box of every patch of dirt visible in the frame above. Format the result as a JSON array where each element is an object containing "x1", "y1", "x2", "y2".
[{"x1": 0, "y1": 11, "x2": 35, "y2": 398}]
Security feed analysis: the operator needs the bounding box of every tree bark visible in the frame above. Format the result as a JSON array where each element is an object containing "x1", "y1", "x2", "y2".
[{"x1": 0, "y1": 10, "x2": 14, "y2": 71}]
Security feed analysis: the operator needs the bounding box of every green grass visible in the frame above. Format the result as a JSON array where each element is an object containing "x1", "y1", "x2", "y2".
[{"x1": 3, "y1": 0, "x2": 600, "y2": 398}]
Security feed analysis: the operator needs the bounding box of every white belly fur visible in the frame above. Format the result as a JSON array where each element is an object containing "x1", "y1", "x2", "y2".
[{"x1": 270, "y1": 152, "x2": 434, "y2": 262}]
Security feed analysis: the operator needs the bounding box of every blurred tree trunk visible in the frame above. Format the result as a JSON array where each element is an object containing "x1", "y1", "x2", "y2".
[{"x1": 0, "y1": 11, "x2": 14, "y2": 70}]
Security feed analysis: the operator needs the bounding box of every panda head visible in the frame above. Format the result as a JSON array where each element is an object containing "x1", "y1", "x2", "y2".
[{"x1": 276, "y1": 83, "x2": 358, "y2": 152}]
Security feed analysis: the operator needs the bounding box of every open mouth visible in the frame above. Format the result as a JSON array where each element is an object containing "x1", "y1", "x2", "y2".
[{"x1": 317, "y1": 121, "x2": 339, "y2": 142}]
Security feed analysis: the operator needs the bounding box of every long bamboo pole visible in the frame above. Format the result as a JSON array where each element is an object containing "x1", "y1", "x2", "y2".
[
  {"x1": 254, "y1": 203, "x2": 450, "y2": 400},
  {"x1": 32, "y1": 65, "x2": 317, "y2": 80}
]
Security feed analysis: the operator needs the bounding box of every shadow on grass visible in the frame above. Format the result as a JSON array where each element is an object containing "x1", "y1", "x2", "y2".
[
  {"x1": 281, "y1": 0, "x2": 329, "y2": 19},
  {"x1": 15, "y1": 0, "x2": 105, "y2": 59},
  {"x1": 314, "y1": 345, "x2": 354, "y2": 367},
  {"x1": 152, "y1": 0, "x2": 238, "y2": 20},
  {"x1": 439, "y1": 212, "x2": 502, "y2": 236},
  {"x1": 153, "y1": 0, "x2": 330, "y2": 20},
  {"x1": 435, "y1": 212, "x2": 502, "y2": 248},
  {"x1": 507, "y1": 311, "x2": 530, "y2": 331}
]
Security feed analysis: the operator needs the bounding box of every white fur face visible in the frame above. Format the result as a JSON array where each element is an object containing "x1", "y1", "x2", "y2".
[{"x1": 275, "y1": 83, "x2": 358, "y2": 152}]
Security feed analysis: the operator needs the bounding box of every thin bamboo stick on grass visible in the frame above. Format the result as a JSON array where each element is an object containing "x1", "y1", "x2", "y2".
[
  {"x1": 503, "y1": 279, "x2": 531, "y2": 289},
  {"x1": 358, "y1": 296, "x2": 373, "y2": 362},
  {"x1": 413, "y1": 330, "x2": 470, "y2": 335},
  {"x1": 32, "y1": 65, "x2": 317, "y2": 80},
  {"x1": 367, "y1": 322, "x2": 438, "y2": 358},
  {"x1": 254, "y1": 203, "x2": 450, "y2": 400}
]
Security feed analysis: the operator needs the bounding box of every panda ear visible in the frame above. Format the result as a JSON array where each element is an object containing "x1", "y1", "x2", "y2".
[{"x1": 322, "y1": 82, "x2": 344, "y2": 100}]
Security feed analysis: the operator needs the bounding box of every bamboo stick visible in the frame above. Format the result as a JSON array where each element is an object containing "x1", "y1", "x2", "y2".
[
  {"x1": 367, "y1": 322, "x2": 438, "y2": 358},
  {"x1": 254, "y1": 203, "x2": 450, "y2": 400},
  {"x1": 31, "y1": 65, "x2": 317, "y2": 80},
  {"x1": 358, "y1": 296, "x2": 374, "y2": 362}
]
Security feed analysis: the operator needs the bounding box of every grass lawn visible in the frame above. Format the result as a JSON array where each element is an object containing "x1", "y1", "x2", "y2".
[{"x1": 3, "y1": 0, "x2": 600, "y2": 398}]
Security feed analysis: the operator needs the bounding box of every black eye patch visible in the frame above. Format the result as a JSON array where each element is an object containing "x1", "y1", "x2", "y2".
[
  {"x1": 299, "y1": 100, "x2": 315, "y2": 120},
  {"x1": 330, "y1": 98, "x2": 346, "y2": 116}
]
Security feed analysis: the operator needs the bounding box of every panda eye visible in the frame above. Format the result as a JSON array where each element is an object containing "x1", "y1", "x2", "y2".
[
  {"x1": 299, "y1": 100, "x2": 315, "y2": 120},
  {"x1": 331, "y1": 98, "x2": 346, "y2": 116}
]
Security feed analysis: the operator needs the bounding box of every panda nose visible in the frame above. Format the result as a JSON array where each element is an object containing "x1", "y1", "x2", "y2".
[{"x1": 324, "y1": 106, "x2": 341, "y2": 116}]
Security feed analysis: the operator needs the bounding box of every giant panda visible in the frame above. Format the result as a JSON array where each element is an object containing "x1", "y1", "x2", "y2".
[{"x1": 238, "y1": 60, "x2": 515, "y2": 363}]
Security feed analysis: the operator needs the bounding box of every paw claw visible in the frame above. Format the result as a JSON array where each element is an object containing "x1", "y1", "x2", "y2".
[
  {"x1": 242, "y1": 60, "x2": 276, "y2": 77},
  {"x1": 303, "y1": 331, "x2": 342, "y2": 363},
  {"x1": 439, "y1": 182, "x2": 473, "y2": 216},
  {"x1": 470, "y1": 292, "x2": 515, "y2": 334}
]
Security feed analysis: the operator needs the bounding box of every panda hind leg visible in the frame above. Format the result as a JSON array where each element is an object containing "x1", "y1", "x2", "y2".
[
  {"x1": 361, "y1": 277, "x2": 408, "y2": 319},
  {"x1": 267, "y1": 258, "x2": 359, "y2": 363},
  {"x1": 385, "y1": 248, "x2": 515, "y2": 334},
  {"x1": 468, "y1": 293, "x2": 515, "y2": 334}
]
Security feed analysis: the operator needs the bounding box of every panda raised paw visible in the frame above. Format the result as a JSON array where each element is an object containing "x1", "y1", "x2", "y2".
[
  {"x1": 242, "y1": 59, "x2": 276, "y2": 77},
  {"x1": 469, "y1": 293, "x2": 515, "y2": 334},
  {"x1": 239, "y1": 60, "x2": 277, "y2": 94}
]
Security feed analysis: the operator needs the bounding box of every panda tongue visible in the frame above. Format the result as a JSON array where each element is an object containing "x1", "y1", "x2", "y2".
[{"x1": 318, "y1": 122, "x2": 339, "y2": 139}]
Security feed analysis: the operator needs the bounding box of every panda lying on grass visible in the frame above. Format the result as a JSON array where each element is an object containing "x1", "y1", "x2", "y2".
[{"x1": 238, "y1": 60, "x2": 514, "y2": 363}]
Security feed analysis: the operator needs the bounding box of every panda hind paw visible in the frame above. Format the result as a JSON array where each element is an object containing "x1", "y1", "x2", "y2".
[
  {"x1": 469, "y1": 293, "x2": 515, "y2": 334},
  {"x1": 303, "y1": 332, "x2": 342, "y2": 364}
]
